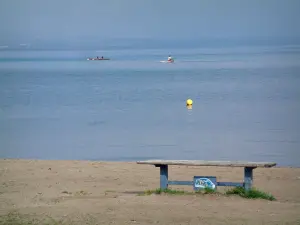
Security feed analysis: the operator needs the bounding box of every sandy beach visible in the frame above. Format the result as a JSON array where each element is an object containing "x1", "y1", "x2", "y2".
[{"x1": 0, "y1": 159, "x2": 300, "y2": 225}]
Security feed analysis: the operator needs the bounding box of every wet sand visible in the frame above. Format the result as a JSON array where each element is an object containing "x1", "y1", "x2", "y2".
[{"x1": 0, "y1": 159, "x2": 300, "y2": 224}]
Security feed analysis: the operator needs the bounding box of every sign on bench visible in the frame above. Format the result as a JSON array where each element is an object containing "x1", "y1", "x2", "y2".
[
  {"x1": 137, "y1": 160, "x2": 276, "y2": 191},
  {"x1": 194, "y1": 176, "x2": 217, "y2": 191}
]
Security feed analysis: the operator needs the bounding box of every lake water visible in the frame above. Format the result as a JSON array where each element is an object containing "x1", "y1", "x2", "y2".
[{"x1": 1, "y1": 45, "x2": 300, "y2": 166}]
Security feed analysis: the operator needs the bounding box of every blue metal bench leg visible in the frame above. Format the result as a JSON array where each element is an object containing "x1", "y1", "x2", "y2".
[
  {"x1": 159, "y1": 165, "x2": 168, "y2": 190},
  {"x1": 244, "y1": 167, "x2": 253, "y2": 191}
]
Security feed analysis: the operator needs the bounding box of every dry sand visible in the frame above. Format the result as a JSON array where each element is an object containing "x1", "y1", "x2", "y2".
[{"x1": 0, "y1": 159, "x2": 300, "y2": 225}]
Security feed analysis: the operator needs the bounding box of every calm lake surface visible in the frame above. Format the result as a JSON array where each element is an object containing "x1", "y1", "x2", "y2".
[{"x1": 1, "y1": 45, "x2": 300, "y2": 166}]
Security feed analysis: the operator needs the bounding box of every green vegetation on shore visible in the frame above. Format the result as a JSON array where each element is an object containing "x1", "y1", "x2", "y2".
[
  {"x1": 142, "y1": 187, "x2": 217, "y2": 196},
  {"x1": 141, "y1": 187, "x2": 276, "y2": 201},
  {"x1": 225, "y1": 187, "x2": 276, "y2": 201}
]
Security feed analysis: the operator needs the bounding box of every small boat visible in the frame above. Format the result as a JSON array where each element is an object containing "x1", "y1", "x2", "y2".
[
  {"x1": 160, "y1": 55, "x2": 174, "y2": 63},
  {"x1": 87, "y1": 57, "x2": 110, "y2": 61},
  {"x1": 160, "y1": 60, "x2": 174, "y2": 63}
]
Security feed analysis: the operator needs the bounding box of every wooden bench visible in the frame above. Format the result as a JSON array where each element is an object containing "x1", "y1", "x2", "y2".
[{"x1": 136, "y1": 160, "x2": 276, "y2": 191}]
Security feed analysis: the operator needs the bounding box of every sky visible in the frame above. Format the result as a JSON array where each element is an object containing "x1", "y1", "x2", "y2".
[{"x1": 0, "y1": 0, "x2": 299, "y2": 47}]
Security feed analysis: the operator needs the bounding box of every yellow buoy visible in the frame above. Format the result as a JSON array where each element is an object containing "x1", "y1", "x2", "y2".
[{"x1": 186, "y1": 99, "x2": 193, "y2": 106}]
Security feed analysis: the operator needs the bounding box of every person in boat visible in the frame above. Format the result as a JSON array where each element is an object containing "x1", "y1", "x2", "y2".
[
  {"x1": 167, "y1": 55, "x2": 174, "y2": 62},
  {"x1": 101, "y1": 56, "x2": 104, "y2": 59}
]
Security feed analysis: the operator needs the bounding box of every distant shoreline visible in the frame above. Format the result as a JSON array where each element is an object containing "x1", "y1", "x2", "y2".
[{"x1": 1, "y1": 158, "x2": 299, "y2": 168}]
